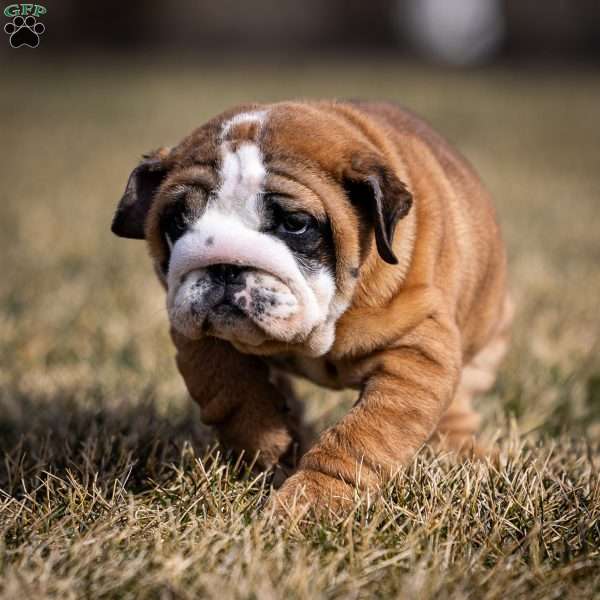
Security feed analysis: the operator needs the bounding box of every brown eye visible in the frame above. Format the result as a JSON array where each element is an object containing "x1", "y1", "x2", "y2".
[{"x1": 279, "y1": 212, "x2": 311, "y2": 235}]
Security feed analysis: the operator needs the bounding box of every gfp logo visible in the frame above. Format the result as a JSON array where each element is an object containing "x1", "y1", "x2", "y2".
[{"x1": 4, "y1": 4, "x2": 46, "y2": 48}]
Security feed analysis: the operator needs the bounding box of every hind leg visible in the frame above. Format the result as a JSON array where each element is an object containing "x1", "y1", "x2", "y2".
[{"x1": 430, "y1": 296, "x2": 513, "y2": 456}]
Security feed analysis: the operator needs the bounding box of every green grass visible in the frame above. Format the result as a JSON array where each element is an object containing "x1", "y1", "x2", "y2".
[{"x1": 0, "y1": 57, "x2": 599, "y2": 598}]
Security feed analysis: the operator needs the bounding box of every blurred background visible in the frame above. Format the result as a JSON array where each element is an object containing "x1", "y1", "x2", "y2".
[
  {"x1": 1, "y1": 0, "x2": 599, "y2": 443},
  {"x1": 2, "y1": 0, "x2": 600, "y2": 64}
]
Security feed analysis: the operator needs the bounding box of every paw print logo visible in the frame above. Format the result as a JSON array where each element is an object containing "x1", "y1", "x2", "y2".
[{"x1": 4, "y1": 15, "x2": 45, "y2": 48}]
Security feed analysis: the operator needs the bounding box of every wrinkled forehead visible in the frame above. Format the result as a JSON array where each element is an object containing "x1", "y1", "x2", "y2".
[{"x1": 164, "y1": 107, "x2": 329, "y2": 219}]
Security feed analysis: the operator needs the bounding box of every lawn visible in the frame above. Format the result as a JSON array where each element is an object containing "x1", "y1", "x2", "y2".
[{"x1": 0, "y1": 57, "x2": 599, "y2": 598}]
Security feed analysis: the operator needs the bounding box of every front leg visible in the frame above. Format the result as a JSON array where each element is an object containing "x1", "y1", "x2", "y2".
[
  {"x1": 171, "y1": 330, "x2": 302, "y2": 470},
  {"x1": 272, "y1": 316, "x2": 461, "y2": 516}
]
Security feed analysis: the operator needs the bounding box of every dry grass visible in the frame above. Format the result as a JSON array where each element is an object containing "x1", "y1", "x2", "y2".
[{"x1": 1, "y1": 57, "x2": 599, "y2": 599}]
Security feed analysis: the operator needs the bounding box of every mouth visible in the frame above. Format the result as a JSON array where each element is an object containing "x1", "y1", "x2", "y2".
[
  {"x1": 207, "y1": 300, "x2": 247, "y2": 321},
  {"x1": 191, "y1": 292, "x2": 248, "y2": 332},
  {"x1": 202, "y1": 297, "x2": 269, "y2": 347},
  {"x1": 180, "y1": 282, "x2": 266, "y2": 344}
]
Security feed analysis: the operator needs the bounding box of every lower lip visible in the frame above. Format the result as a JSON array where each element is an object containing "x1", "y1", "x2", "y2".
[{"x1": 210, "y1": 302, "x2": 245, "y2": 318}]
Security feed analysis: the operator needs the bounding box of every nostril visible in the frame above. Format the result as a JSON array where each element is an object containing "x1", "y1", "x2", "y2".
[
  {"x1": 208, "y1": 264, "x2": 226, "y2": 283},
  {"x1": 207, "y1": 264, "x2": 245, "y2": 285}
]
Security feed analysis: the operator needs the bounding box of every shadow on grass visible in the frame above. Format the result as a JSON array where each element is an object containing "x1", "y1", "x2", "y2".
[{"x1": 0, "y1": 390, "x2": 214, "y2": 498}]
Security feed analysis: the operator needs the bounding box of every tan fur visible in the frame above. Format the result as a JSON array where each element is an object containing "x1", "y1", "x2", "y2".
[{"x1": 130, "y1": 100, "x2": 511, "y2": 516}]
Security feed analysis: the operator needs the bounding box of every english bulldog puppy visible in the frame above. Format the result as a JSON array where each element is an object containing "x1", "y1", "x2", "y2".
[{"x1": 112, "y1": 100, "x2": 512, "y2": 515}]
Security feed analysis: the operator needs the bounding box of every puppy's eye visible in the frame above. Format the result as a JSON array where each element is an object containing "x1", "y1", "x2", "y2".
[
  {"x1": 161, "y1": 199, "x2": 189, "y2": 248},
  {"x1": 165, "y1": 212, "x2": 187, "y2": 240},
  {"x1": 278, "y1": 212, "x2": 311, "y2": 235}
]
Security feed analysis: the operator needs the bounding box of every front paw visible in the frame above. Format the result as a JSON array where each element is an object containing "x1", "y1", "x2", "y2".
[{"x1": 268, "y1": 469, "x2": 357, "y2": 519}]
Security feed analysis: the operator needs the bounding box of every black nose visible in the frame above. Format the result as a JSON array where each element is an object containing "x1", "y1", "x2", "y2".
[{"x1": 207, "y1": 264, "x2": 246, "y2": 285}]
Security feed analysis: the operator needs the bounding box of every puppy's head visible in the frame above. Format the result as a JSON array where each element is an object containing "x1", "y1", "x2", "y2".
[{"x1": 111, "y1": 102, "x2": 412, "y2": 357}]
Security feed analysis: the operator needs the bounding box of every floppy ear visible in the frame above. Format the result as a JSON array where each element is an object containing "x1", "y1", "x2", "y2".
[
  {"x1": 343, "y1": 156, "x2": 413, "y2": 265},
  {"x1": 111, "y1": 155, "x2": 169, "y2": 239}
]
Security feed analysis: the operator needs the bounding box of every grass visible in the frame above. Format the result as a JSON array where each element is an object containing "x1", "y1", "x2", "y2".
[{"x1": 0, "y1": 56, "x2": 599, "y2": 598}]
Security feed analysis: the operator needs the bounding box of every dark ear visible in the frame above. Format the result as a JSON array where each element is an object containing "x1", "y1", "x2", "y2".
[
  {"x1": 343, "y1": 158, "x2": 413, "y2": 265},
  {"x1": 111, "y1": 156, "x2": 169, "y2": 239}
]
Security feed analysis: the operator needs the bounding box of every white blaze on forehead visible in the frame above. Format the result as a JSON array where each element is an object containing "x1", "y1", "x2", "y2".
[
  {"x1": 220, "y1": 110, "x2": 267, "y2": 138},
  {"x1": 217, "y1": 142, "x2": 265, "y2": 226},
  {"x1": 210, "y1": 110, "x2": 270, "y2": 228}
]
